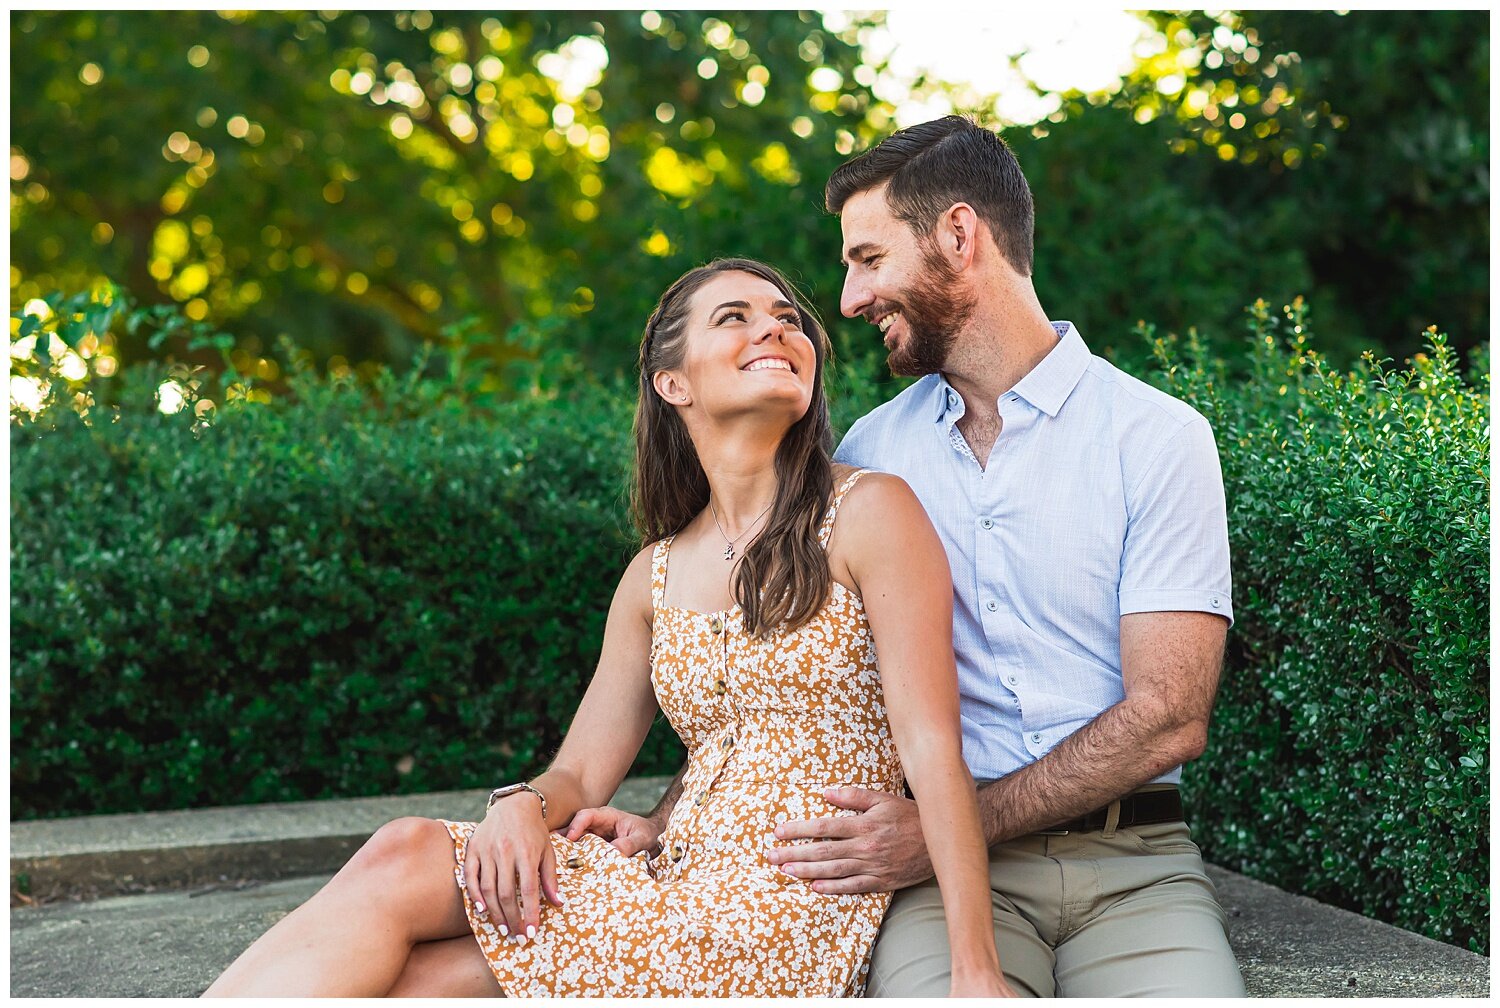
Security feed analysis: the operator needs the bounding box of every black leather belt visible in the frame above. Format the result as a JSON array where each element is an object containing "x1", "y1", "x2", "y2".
[{"x1": 1037, "y1": 788, "x2": 1183, "y2": 835}]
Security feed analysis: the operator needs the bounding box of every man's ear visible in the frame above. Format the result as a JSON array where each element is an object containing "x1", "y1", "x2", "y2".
[
  {"x1": 653, "y1": 369, "x2": 691, "y2": 406},
  {"x1": 936, "y1": 202, "x2": 981, "y2": 270}
]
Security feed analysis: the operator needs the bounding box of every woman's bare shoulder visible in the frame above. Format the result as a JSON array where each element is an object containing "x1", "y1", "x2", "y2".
[{"x1": 615, "y1": 541, "x2": 660, "y2": 618}]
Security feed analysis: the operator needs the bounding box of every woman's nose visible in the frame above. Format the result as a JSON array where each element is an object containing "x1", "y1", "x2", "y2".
[{"x1": 752, "y1": 313, "x2": 786, "y2": 343}]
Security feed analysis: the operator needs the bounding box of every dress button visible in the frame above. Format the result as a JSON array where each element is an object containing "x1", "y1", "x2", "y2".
[
  {"x1": 565, "y1": 856, "x2": 584, "y2": 869},
  {"x1": 694, "y1": 791, "x2": 708, "y2": 806},
  {"x1": 709, "y1": 616, "x2": 723, "y2": 634},
  {"x1": 671, "y1": 844, "x2": 685, "y2": 862},
  {"x1": 720, "y1": 735, "x2": 734, "y2": 751},
  {"x1": 986, "y1": 600, "x2": 998, "y2": 612},
  {"x1": 712, "y1": 679, "x2": 727, "y2": 696}
]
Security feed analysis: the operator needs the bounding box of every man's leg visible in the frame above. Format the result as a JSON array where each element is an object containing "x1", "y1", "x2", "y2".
[
  {"x1": 1052, "y1": 821, "x2": 1245, "y2": 997},
  {"x1": 866, "y1": 842, "x2": 1059, "y2": 998}
]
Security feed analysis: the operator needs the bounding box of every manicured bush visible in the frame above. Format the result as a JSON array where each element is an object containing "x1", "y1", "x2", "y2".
[
  {"x1": 11, "y1": 344, "x2": 689, "y2": 817},
  {"x1": 1152, "y1": 300, "x2": 1489, "y2": 953}
]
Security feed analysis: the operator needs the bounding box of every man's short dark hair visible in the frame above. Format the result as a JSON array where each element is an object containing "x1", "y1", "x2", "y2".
[{"x1": 825, "y1": 115, "x2": 1034, "y2": 277}]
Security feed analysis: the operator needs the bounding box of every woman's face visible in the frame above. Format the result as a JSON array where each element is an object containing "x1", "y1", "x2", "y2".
[{"x1": 656, "y1": 270, "x2": 818, "y2": 428}]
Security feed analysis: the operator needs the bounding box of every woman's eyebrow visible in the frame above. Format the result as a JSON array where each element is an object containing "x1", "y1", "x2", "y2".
[{"x1": 711, "y1": 299, "x2": 796, "y2": 314}]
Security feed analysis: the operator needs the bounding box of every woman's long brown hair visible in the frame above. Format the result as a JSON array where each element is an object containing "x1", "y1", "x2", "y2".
[{"x1": 632, "y1": 258, "x2": 835, "y2": 639}]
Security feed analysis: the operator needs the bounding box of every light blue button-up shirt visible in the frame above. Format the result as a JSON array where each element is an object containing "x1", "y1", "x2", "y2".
[{"x1": 835, "y1": 323, "x2": 1232, "y2": 783}]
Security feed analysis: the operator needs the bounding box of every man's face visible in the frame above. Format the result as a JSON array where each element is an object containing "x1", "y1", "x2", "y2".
[{"x1": 838, "y1": 185, "x2": 973, "y2": 377}]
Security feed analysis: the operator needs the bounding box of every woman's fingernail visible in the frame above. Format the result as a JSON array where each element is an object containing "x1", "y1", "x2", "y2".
[
  {"x1": 517, "y1": 933, "x2": 529, "y2": 946},
  {"x1": 498, "y1": 923, "x2": 507, "y2": 936},
  {"x1": 526, "y1": 924, "x2": 536, "y2": 940},
  {"x1": 475, "y1": 901, "x2": 486, "y2": 914}
]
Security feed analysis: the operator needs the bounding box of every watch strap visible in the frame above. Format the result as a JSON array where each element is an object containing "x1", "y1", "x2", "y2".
[{"x1": 486, "y1": 782, "x2": 548, "y2": 821}]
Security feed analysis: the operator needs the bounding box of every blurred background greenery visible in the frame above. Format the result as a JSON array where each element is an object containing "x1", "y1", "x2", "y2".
[{"x1": 10, "y1": 8, "x2": 1489, "y2": 401}]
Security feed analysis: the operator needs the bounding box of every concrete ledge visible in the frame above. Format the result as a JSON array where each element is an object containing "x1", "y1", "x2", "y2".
[
  {"x1": 11, "y1": 779, "x2": 1490, "y2": 998},
  {"x1": 11, "y1": 777, "x2": 673, "y2": 901}
]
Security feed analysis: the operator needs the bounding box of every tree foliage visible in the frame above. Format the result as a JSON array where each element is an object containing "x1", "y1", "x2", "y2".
[
  {"x1": 11, "y1": 10, "x2": 875, "y2": 378},
  {"x1": 11, "y1": 10, "x2": 1487, "y2": 382},
  {"x1": 1112, "y1": 10, "x2": 1488, "y2": 362}
]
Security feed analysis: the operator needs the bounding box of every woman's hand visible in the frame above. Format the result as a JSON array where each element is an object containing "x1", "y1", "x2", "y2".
[
  {"x1": 949, "y1": 972, "x2": 1020, "y2": 998},
  {"x1": 462, "y1": 793, "x2": 563, "y2": 942},
  {"x1": 564, "y1": 806, "x2": 664, "y2": 857}
]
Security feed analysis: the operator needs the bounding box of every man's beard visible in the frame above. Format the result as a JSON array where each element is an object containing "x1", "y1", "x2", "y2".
[{"x1": 885, "y1": 241, "x2": 973, "y2": 377}]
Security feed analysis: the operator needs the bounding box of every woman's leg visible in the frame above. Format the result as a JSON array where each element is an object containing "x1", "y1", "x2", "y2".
[
  {"x1": 203, "y1": 817, "x2": 474, "y2": 997},
  {"x1": 388, "y1": 936, "x2": 505, "y2": 998}
]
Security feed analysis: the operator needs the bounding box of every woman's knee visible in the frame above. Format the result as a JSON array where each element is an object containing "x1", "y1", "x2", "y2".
[{"x1": 350, "y1": 816, "x2": 452, "y2": 878}]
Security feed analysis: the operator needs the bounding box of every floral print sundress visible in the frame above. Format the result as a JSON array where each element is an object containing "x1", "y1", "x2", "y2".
[{"x1": 440, "y1": 468, "x2": 904, "y2": 996}]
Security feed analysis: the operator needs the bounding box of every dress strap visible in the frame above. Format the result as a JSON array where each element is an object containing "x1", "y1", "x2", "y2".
[
  {"x1": 650, "y1": 536, "x2": 674, "y2": 609},
  {"x1": 817, "y1": 469, "x2": 870, "y2": 550}
]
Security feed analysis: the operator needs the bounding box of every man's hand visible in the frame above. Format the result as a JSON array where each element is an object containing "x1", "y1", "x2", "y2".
[
  {"x1": 765, "y1": 786, "x2": 934, "y2": 893},
  {"x1": 563, "y1": 806, "x2": 663, "y2": 857}
]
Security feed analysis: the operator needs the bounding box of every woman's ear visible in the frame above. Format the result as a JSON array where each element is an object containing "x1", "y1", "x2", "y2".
[{"x1": 653, "y1": 369, "x2": 692, "y2": 406}]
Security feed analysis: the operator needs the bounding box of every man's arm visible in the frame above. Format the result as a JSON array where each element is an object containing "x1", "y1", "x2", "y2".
[
  {"x1": 974, "y1": 610, "x2": 1225, "y2": 842},
  {"x1": 563, "y1": 762, "x2": 687, "y2": 857},
  {"x1": 768, "y1": 610, "x2": 1227, "y2": 892},
  {"x1": 647, "y1": 764, "x2": 687, "y2": 827}
]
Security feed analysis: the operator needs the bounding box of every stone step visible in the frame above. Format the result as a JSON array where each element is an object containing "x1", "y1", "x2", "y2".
[
  {"x1": 10, "y1": 779, "x2": 1489, "y2": 997},
  {"x1": 10, "y1": 778, "x2": 672, "y2": 902}
]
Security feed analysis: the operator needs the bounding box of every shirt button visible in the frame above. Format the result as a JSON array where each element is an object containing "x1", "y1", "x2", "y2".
[
  {"x1": 1210, "y1": 597, "x2": 1221, "y2": 609},
  {"x1": 1006, "y1": 393, "x2": 1018, "y2": 402},
  {"x1": 980, "y1": 518, "x2": 993, "y2": 530},
  {"x1": 947, "y1": 393, "x2": 958, "y2": 407},
  {"x1": 1031, "y1": 732, "x2": 1042, "y2": 744},
  {"x1": 986, "y1": 600, "x2": 998, "y2": 612},
  {"x1": 1007, "y1": 675, "x2": 1018, "y2": 686}
]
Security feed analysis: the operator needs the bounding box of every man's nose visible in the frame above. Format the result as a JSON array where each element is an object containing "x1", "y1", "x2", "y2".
[{"x1": 840, "y1": 273, "x2": 872, "y2": 318}]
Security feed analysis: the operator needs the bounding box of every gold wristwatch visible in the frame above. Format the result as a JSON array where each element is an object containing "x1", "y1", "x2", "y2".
[{"x1": 487, "y1": 782, "x2": 548, "y2": 820}]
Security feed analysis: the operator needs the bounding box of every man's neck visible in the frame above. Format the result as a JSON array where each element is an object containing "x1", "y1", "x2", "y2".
[{"x1": 942, "y1": 310, "x2": 1061, "y2": 415}]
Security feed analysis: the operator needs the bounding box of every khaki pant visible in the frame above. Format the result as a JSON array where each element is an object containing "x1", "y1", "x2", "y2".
[{"x1": 867, "y1": 817, "x2": 1246, "y2": 997}]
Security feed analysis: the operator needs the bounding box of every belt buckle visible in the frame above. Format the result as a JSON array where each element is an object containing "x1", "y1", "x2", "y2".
[{"x1": 1035, "y1": 827, "x2": 1071, "y2": 836}]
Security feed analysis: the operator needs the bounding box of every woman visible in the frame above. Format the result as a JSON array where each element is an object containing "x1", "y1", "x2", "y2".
[{"x1": 205, "y1": 259, "x2": 1011, "y2": 997}]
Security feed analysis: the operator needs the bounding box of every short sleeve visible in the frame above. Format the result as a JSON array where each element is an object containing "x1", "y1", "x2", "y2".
[
  {"x1": 1118, "y1": 415, "x2": 1234, "y2": 626},
  {"x1": 832, "y1": 413, "x2": 871, "y2": 468}
]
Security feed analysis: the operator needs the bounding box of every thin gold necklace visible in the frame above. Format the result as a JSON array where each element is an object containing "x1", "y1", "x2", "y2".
[{"x1": 708, "y1": 497, "x2": 775, "y2": 561}]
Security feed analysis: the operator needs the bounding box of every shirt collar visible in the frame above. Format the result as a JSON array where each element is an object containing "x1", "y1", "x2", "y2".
[
  {"x1": 933, "y1": 321, "x2": 1090, "y2": 422},
  {"x1": 1009, "y1": 321, "x2": 1089, "y2": 418}
]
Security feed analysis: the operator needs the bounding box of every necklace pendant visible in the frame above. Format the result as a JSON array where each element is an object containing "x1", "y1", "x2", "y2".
[{"x1": 723, "y1": 544, "x2": 735, "y2": 561}]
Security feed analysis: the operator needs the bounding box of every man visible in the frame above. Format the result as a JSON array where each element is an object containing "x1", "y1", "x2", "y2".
[
  {"x1": 752, "y1": 114, "x2": 1241, "y2": 997},
  {"x1": 556, "y1": 115, "x2": 1241, "y2": 997}
]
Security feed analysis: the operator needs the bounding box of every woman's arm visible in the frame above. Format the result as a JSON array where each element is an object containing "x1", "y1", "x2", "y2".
[
  {"x1": 465, "y1": 543, "x2": 660, "y2": 940},
  {"x1": 836, "y1": 474, "x2": 1009, "y2": 995}
]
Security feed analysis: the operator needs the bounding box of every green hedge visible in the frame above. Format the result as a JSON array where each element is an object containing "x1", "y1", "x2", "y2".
[
  {"x1": 11, "y1": 355, "x2": 686, "y2": 815},
  {"x1": 11, "y1": 297, "x2": 1487, "y2": 951},
  {"x1": 1155, "y1": 301, "x2": 1489, "y2": 953}
]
